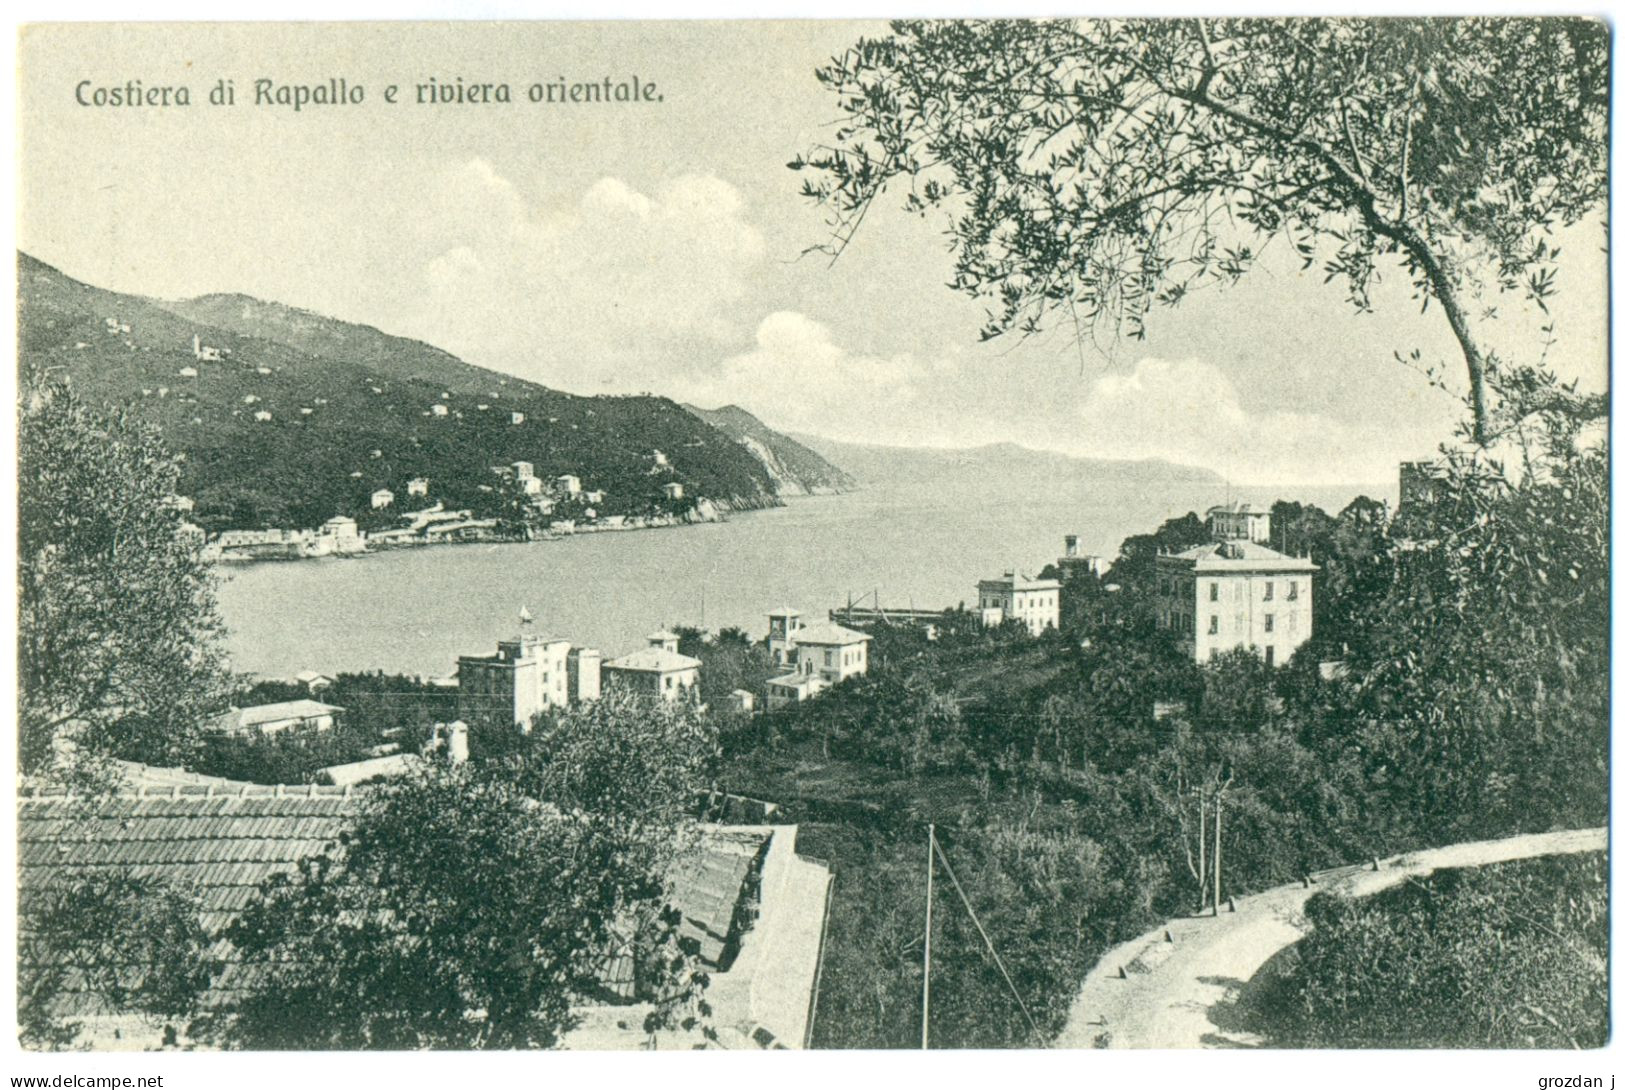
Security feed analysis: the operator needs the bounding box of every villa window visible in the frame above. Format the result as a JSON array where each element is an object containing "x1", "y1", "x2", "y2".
[
  {"x1": 1288, "y1": 581, "x2": 1299, "y2": 601},
  {"x1": 1263, "y1": 581, "x2": 1274, "y2": 601},
  {"x1": 1208, "y1": 615, "x2": 1219, "y2": 635},
  {"x1": 1264, "y1": 614, "x2": 1274, "y2": 633},
  {"x1": 1208, "y1": 583, "x2": 1218, "y2": 602}
]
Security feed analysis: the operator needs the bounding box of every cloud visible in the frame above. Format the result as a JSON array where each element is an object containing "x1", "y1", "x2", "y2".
[
  {"x1": 389, "y1": 161, "x2": 769, "y2": 387},
  {"x1": 1070, "y1": 357, "x2": 1407, "y2": 484},
  {"x1": 672, "y1": 311, "x2": 967, "y2": 440}
]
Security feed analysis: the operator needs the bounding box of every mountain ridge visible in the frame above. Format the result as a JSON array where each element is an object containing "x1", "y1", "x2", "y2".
[
  {"x1": 682, "y1": 403, "x2": 859, "y2": 495},
  {"x1": 787, "y1": 432, "x2": 1227, "y2": 490},
  {"x1": 17, "y1": 252, "x2": 796, "y2": 532}
]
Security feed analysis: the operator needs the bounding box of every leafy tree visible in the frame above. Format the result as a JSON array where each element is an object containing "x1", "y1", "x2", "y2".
[
  {"x1": 19, "y1": 871, "x2": 218, "y2": 1050},
  {"x1": 795, "y1": 17, "x2": 1607, "y2": 442},
  {"x1": 520, "y1": 689, "x2": 720, "y2": 828},
  {"x1": 215, "y1": 693, "x2": 720, "y2": 1049},
  {"x1": 18, "y1": 384, "x2": 231, "y2": 778}
]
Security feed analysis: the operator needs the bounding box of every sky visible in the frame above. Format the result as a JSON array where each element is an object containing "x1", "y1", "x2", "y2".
[{"x1": 16, "y1": 19, "x2": 1609, "y2": 486}]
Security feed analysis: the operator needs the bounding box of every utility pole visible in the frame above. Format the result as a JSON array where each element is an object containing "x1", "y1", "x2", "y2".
[
  {"x1": 1197, "y1": 788, "x2": 1209, "y2": 914},
  {"x1": 1213, "y1": 780, "x2": 1230, "y2": 917},
  {"x1": 923, "y1": 823, "x2": 934, "y2": 1050}
]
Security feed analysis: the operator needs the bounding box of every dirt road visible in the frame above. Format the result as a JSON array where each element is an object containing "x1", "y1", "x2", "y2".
[{"x1": 1053, "y1": 827, "x2": 1606, "y2": 1049}]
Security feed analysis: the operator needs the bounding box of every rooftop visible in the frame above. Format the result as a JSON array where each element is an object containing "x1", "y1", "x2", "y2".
[
  {"x1": 217, "y1": 700, "x2": 343, "y2": 730},
  {"x1": 789, "y1": 621, "x2": 872, "y2": 647},
  {"x1": 603, "y1": 647, "x2": 702, "y2": 673},
  {"x1": 979, "y1": 571, "x2": 1061, "y2": 591},
  {"x1": 1206, "y1": 502, "x2": 1269, "y2": 517},
  {"x1": 1162, "y1": 540, "x2": 1319, "y2": 572}
]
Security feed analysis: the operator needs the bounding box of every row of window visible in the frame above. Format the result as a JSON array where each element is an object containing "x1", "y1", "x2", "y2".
[{"x1": 1158, "y1": 577, "x2": 1303, "y2": 601}]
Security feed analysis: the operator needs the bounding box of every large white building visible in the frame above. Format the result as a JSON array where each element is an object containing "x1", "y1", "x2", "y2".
[
  {"x1": 1155, "y1": 540, "x2": 1317, "y2": 666},
  {"x1": 456, "y1": 632, "x2": 574, "y2": 730},
  {"x1": 977, "y1": 570, "x2": 1061, "y2": 636}
]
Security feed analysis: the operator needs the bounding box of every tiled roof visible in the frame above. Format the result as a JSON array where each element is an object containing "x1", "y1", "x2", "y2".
[
  {"x1": 19, "y1": 790, "x2": 355, "y2": 1011},
  {"x1": 788, "y1": 622, "x2": 871, "y2": 647},
  {"x1": 1206, "y1": 502, "x2": 1268, "y2": 516},
  {"x1": 594, "y1": 829, "x2": 770, "y2": 1001}
]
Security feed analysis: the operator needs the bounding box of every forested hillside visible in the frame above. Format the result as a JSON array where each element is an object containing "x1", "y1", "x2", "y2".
[{"x1": 18, "y1": 253, "x2": 784, "y2": 532}]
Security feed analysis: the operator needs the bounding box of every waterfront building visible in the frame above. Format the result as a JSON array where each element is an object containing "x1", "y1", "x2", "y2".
[
  {"x1": 1155, "y1": 540, "x2": 1318, "y2": 666},
  {"x1": 555, "y1": 474, "x2": 582, "y2": 495},
  {"x1": 663, "y1": 482, "x2": 685, "y2": 500},
  {"x1": 311, "y1": 515, "x2": 365, "y2": 556},
  {"x1": 371, "y1": 488, "x2": 395, "y2": 509}
]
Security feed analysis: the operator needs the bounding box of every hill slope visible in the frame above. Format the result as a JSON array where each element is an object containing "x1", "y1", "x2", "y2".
[
  {"x1": 18, "y1": 253, "x2": 785, "y2": 532},
  {"x1": 683, "y1": 404, "x2": 858, "y2": 495}
]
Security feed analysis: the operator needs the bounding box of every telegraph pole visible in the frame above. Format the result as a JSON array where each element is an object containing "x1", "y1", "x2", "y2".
[
  {"x1": 922, "y1": 823, "x2": 935, "y2": 1050},
  {"x1": 1213, "y1": 785, "x2": 1225, "y2": 917}
]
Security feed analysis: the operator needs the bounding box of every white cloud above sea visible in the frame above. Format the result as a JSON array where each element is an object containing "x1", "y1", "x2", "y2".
[
  {"x1": 1065, "y1": 356, "x2": 1415, "y2": 485},
  {"x1": 669, "y1": 312, "x2": 998, "y2": 445}
]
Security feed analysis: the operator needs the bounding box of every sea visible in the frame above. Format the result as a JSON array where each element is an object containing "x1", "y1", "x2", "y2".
[{"x1": 216, "y1": 475, "x2": 1391, "y2": 680}]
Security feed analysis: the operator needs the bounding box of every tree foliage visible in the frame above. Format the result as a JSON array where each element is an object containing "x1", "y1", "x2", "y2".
[
  {"x1": 18, "y1": 384, "x2": 232, "y2": 778},
  {"x1": 19, "y1": 871, "x2": 218, "y2": 1050},
  {"x1": 794, "y1": 17, "x2": 1608, "y2": 442},
  {"x1": 211, "y1": 694, "x2": 719, "y2": 1049}
]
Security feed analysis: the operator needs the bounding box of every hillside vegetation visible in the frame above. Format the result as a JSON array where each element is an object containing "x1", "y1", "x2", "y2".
[
  {"x1": 1251, "y1": 853, "x2": 1607, "y2": 1048},
  {"x1": 18, "y1": 253, "x2": 784, "y2": 532}
]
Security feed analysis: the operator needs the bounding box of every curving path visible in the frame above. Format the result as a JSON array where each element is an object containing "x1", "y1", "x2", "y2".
[{"x1": 1054, "y1": 827, "x2": 1606, "y2": 1049}]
